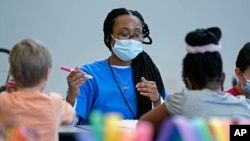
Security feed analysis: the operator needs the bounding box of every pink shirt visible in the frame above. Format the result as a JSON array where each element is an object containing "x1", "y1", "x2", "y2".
[{"x1": 0, "y1": 91, "x2": 75, "y2": 141}]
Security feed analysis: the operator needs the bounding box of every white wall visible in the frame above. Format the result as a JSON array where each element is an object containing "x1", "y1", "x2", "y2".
[{"x1": 0, "y1": 0, "x2": 249, "y2": 97}]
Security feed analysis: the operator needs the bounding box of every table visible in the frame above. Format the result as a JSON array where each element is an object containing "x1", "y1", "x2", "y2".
[
  {"x1": 58, "y1": 125, "x2": 93, "y2": 141},
  {"x1": 58, "y1": 120, "x2": 138, "y2": 141}
]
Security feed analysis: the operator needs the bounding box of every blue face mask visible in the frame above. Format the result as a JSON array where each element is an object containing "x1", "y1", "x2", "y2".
[
  {"x1": 111, "y1": 37, "x2": 143, "y2": 61},
  {"x1": 243, "y1": 74, "x2": 250, "y2": 94}
]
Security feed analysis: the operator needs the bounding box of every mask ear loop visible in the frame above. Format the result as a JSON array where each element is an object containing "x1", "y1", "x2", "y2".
[
  {"x1": 110, "y1": 34, "x2": 118, "y2": 41},
  {"x1": 109, "y1": 34, "x2": 117, "y2": 51},
  {"x1": 242, "y1": 73, "x2": 250, "y2": 82},
  {"x1": 241, "y1": 73, "x2": 250, "y2": 97}
]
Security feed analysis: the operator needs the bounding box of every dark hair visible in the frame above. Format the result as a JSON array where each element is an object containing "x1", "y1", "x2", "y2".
[
  {"x1": 182, "y1": 27, "x2": 223, "y2": 89},
  {"x1": 103, "y1": 8, "x2": 152, "y2": 50},
  {"x1": 103, "y1": 8, "x2": 165, "y2": 118},
  {"x1": 236, "y1": 42, "x2": 250, "y2": 72}
]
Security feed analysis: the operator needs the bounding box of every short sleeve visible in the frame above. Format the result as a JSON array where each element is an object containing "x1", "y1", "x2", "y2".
[{"x1": 165, "y1": 92, "x2": 186, "y2": 115}]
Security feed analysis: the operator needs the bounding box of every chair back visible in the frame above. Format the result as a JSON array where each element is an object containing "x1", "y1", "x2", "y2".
[{"x1": 0, "y1": 48, "x2": 10, "y2": 92}]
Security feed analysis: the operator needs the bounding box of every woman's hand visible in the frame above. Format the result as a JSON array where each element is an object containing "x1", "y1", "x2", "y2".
[
  {"x1": 66, "y1": 67, "x2": 88, "y2": 105},
  {"x1": 136, "y1": 77, "x2": 161, "y2": 105}
]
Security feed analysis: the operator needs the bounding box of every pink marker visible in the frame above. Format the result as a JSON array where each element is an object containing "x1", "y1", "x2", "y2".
[{"x1": 60, "y1": 66, "x2": 93, "y2": 79}]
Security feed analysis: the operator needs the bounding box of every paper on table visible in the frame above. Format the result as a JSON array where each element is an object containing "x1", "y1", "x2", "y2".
[{"x1": 117, "y1": 120, "x2": 138, "y2": 129}]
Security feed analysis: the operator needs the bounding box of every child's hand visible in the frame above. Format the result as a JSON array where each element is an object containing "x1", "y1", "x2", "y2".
[{"x1": 5, "y1": 79, "x2": 17, "y2": 92}]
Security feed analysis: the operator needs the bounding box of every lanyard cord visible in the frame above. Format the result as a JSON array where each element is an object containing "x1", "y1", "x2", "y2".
[{"x1": 108, "y1": 59, "x2": 136, "y2": 119}]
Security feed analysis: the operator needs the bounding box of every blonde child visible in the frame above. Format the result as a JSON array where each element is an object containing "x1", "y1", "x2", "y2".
[{"x1": 0, "y1": 38, "x2": 76, "y2": 141}]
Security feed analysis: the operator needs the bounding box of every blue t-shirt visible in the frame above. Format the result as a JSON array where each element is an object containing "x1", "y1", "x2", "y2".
[{"x1": 75, "y1": 59, "x2": 167, "y2": 124}]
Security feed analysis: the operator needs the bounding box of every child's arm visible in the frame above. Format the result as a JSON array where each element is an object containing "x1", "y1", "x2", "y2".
[
  {"x1": 51, "y1": 92, "x2": 76, "y2": 125},
  {"x1": 60, "y1": 100, "x2": 76, "y2": 125},
  {"x1": 139, "y1": 103, "x2": 170, "y2": 136}
]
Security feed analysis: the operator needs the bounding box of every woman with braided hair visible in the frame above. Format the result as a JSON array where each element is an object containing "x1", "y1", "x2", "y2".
[
  {"x1": 139, "y1": 27, "x2": 250, "y2": 136},
  {"x1": 66, "y1": 7, "x2": 167, "y2": 125}
]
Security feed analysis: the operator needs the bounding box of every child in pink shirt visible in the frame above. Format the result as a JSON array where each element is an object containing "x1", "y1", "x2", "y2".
[
  {"x1": 225, "y1": 42, "x2": 250, "y2": 97},
  {"x1": 0, "y1": 38, "x2": 76, "y2": 141}
]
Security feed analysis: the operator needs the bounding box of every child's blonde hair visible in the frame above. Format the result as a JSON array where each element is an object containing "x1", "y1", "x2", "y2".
[{"x1": 9, "y1": 38, "x2": 52, "y2": 88}]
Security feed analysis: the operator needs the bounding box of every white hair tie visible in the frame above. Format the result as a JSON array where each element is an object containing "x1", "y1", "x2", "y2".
[{"x1": 186, "y1": 44, "x2": 221, "y2": 54}]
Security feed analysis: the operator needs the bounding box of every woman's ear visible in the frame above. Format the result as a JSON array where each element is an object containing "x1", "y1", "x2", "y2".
[
  {"x1": 184, "y1": 77, "x2": 192, "y2": 90},
  {"x1": 105, "y1": 36, "x2": 110, "y2": 45},
  {"x1": 235, "y1": 68, "x2": 243, "y2": 79},
  {"x1": 106, "y1": 34, "x2": 115, "y2": 51}
]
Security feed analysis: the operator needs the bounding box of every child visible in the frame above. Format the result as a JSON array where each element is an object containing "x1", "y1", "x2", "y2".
[
  {"x1": 0, "y1": 38, "x2": 76, "y2": 141},
  {"x1": 139, "y1": 27, "x2": 250, "y2": 137},
  {"x1": 225, "y1": 42, "x2": 250, "y2": 97}
]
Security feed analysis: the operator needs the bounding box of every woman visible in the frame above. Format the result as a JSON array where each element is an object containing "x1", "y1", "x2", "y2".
[{"x1": 66, "y1": 8, "x2": 167, "y2": 125}]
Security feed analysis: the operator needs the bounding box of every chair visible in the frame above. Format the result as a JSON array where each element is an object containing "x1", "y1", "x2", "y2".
[
  {"x1": 232, "y1": 77, "x2": 238, "y2": 87},
  {"x1": 0, "y1": 48, "x2": 10, "y2": 92}
]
